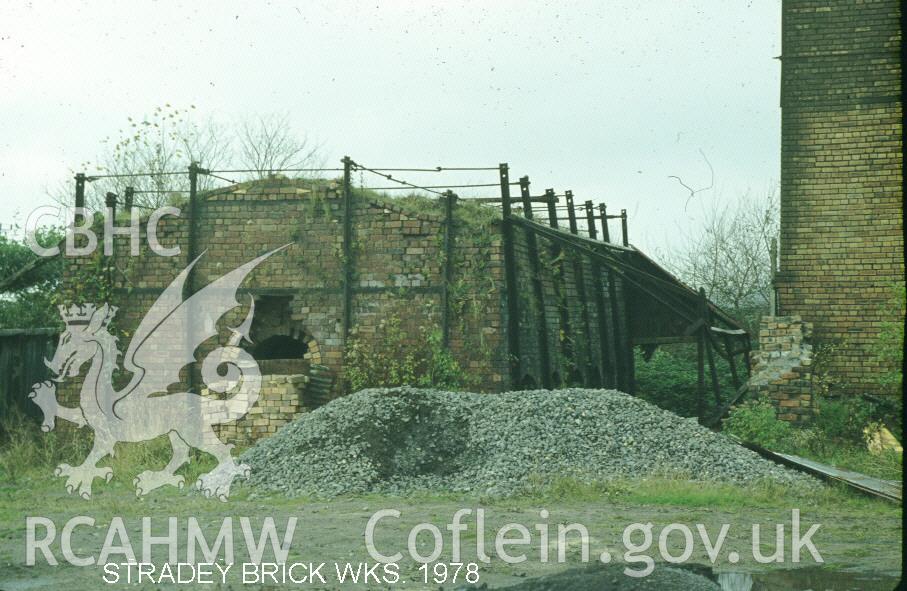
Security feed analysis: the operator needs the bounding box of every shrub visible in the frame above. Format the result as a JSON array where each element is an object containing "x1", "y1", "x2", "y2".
[
  {"x1": 634, "y1": 345, "x2": 736, "y2": 418},
  {"x1": 811, "y1": 397, "x2": 873, "y2": 445},
  {"x1": 722, "y1": 398, "x2": 793, "y2": 451},
  {"x1": 343, "y1": 315, "x2": 470, "y2": 393}
]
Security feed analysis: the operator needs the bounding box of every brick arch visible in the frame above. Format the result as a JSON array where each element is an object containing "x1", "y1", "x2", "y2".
[{"x1": 249, "y1": 295, "x2": 322, "y2": 369}]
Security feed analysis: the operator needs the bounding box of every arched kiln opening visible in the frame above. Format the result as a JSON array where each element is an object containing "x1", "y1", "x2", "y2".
[{"x1": 249, "y1": 295, "x2": 321, "y2": 374}]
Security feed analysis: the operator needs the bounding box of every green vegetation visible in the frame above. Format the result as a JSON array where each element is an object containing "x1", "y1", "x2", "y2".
[
  {"x1": 518, "y1": 474, "x2": 887, "y2": 511},
  {"x1": 0, "y1": 226, "x2": 64, "y2": 329},
  {"x1": 342, "y1": 314, "x2": 471, "y2": 393},
  {"x1": 723, "y1": 395, "x2": 903, "y2": 481},
  {"x1": 722, "y1": 398, "x2": 794, "y2": 450},
  {"x1": 0, "y1": 405, "x2": 892, "y2": 515},
  {"x1": 0, "y1": 410, "x2": 217, "y2": 487},
  {"x1": 634, "y1": 345, "x2": 736, "y2": 418}
]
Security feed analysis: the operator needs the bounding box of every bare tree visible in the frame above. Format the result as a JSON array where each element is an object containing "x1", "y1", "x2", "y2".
[
  {"x1": 83, "y1": 105, "x2": 232, "y2": 209},
  {"x1": 50, "y1": 107, "x2": 321, "y2": 212},
  {"x1": 666, "y1": 187, "x2": 779, "y2": 329},
  {"x1": 237, "y1": 113, "x2": 323, "y2": 178}
]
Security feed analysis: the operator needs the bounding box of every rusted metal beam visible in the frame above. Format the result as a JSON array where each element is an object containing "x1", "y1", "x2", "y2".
[
  {"x1": 341, "y1": 156, "x2": 354, "y2": 344},
  {"x1": 520, "y1": 176, "x2": 552, "y2": 389},
  {"x1": 499, "y1": 163, "x2": 521, "y2": 387},
  {"x1": 546, "y1": 189, "x2": 572, "y2": 386},
  {"x1": 565, "y1": 191, "x2": 594, "y2": 386},
  {"x1": 585, "y1": 200, "x2": 613, "y2": 387},
  {"x1": 441, "y1": 191, "x2": 457, "y2": 348}
]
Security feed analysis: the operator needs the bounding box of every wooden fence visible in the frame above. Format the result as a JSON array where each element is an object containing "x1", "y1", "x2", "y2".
[{"x1": 0, "y1": 328, "x2": 57, "y2": 423}]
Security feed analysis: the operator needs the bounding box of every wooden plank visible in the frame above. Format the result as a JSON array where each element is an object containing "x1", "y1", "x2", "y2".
[
  {"x1": 732, "y1": 436, "x2": 902, "y2": 503},
  {"x1": 711, "y1": 326, "x2": 747, "y2": 336},
  {"x1": 772, "y1": 452, "x2": 902, "y2": 502}
]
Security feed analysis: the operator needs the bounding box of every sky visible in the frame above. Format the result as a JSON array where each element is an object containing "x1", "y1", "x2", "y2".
[{"x1": 0, "y1": 0, "x2": 782, "y2": 255}]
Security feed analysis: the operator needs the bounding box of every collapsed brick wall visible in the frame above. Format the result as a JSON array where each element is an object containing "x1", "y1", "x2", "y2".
[
  {"x1": 776, "y1": 0, "x2": 904, "y2": 393},
  {"x1": 749, "y1": 315, "x2": 814, "y2": 422}
]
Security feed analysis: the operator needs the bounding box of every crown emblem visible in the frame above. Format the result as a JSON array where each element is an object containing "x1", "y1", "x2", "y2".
[{"x1": 58, "y1": 304, "x2": 97, "y2": 325}]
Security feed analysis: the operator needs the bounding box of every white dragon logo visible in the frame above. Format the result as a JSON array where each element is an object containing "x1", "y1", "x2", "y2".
[{"x1": 28, "y1": 246, "x2": 289, "y2": 501}]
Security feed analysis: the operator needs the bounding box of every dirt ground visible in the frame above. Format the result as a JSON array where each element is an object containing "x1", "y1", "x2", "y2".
[{"x1": 0, "y1": 480, "x2": 900, "y2": 590}]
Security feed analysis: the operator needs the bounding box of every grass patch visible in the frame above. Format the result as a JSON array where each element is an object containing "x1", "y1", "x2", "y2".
[
  {"x1": 723, "y1": 396, "x2": 903, "y2": 482},
  {"x1": 513, "y1": 474, "x2": 897, "y2": 513},
  {"x1": 0, "y1": 411, "x2": 220, "y2": 490}
]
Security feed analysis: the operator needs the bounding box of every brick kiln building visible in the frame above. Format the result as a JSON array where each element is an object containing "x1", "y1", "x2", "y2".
[
  {"x1": 774, "y1": 0, "x2": 903, "y2": 395},
  {"x1": 58, "y1": 166, "x2": 748, "y2": 442}
]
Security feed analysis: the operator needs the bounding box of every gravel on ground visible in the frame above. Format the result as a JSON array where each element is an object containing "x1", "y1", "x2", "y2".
[{"x1": 241, "y1": 387, "x2": 818, "y2": 496}]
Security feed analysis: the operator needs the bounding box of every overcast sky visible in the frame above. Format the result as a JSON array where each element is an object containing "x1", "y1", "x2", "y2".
[{"x1": 0, "y1": 1, "x2": 781, "y2": 254}]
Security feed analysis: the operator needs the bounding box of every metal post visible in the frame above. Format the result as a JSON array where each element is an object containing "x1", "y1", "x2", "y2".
[
  {"x1": 341, "y1": 156, "x2": 354, "y2": 344},
  {"x1": 188, "y1": 162, "x2": 199, "y2": 266},
  {"x1": 598, "y1": 203, "x2": 624, "y2": 388},
  {"x1": 545, "y1": 189, "x2": 559, "y2": 230},
  {"x1": 105, "y1": 192, "x2": 117, "y2": 244},
  {"x1": 186, "y1": 162, "x2": 200, "y2": 392},
  {"x1": 499, "y1": 163, "x2": 521, "y2": 387},
  {"x1": 441, "y1": 190, "x2": 457, "y2": 348},
  {"x1": 124, "y1": 187, "x2": 134, "y2": 215},
  {"x1": 618, "y1": 206, "x2": 632, "y2": 391},
  {"x1": 620, "y1": 209, "x2": 629, "y2": 247},
  {"x1": 586, "y1": 200, "x2": 612, "y2": 387},
  {"x1": 697, "y1": 325, "x2": 706, "y2": 421},
  {"x1": 74, "y1": 173, "x2": 86, "y2": 225},
  {"x1": 520, "y1": 177, "x2": 552, "y2": 389},
  {"x1": 566, "y1": 191, "x2": 593, "y2": 386},
  {"x1": 598, "y1": 203, "x2": 610, "y2": 242},
  {"x1": 546, "y1": 189, "x2": 571, "y2": 386},
  {"x1": 103, "y1": 192, "x2": 117, "y2": 285}
]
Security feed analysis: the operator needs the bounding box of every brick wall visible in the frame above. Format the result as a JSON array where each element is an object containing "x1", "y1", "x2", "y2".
[
  {"x1": 57, "y1": 178, "x2": 512, "y2": 438},
  {"x1": 206, "y1": 374, "x2": 309, "y2": 445},
  {"x1": 776, "y1": 0, "x2": 904, "y2": 393},
  {"x1": 749, "y1": 315, "x2": 814, "y2": 422},
  {"x1": 57, "y1": 176, "x2": 638, "y2": 442}
]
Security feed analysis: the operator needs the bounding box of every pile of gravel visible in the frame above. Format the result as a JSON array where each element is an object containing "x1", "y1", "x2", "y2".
[{"x1": 240, "y1": 387, "x2": 817, "y2": 496}]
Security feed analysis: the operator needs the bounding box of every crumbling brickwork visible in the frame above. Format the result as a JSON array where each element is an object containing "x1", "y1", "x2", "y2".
[
  {"x1": 750, "y1": 315, "x2": 814, "y2": 422},
  {"x1": 207, "y1": 374, "x2": 309, "y2": 445},
  {"x1": 776, "y1": 0, "x2": 904, "y2": 393}
]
